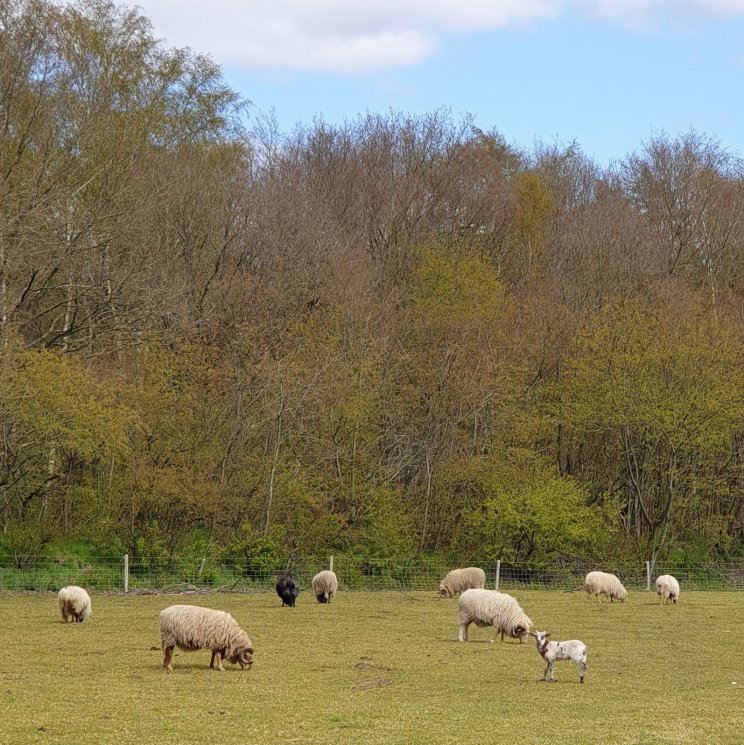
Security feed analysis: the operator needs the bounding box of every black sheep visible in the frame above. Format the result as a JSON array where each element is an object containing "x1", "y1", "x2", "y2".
[{"x1": 275, "y1": 573, "x2": 300, "y2": 607}]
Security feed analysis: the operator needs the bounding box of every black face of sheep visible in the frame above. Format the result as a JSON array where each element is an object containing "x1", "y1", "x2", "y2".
[{"x1": 276, "y1": 574, "x2": 300, "y2": 607}]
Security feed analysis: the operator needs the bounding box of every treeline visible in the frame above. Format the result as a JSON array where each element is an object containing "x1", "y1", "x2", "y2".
[{"x1": 2, "y1": 0, "x2": 744, "y2": 565}]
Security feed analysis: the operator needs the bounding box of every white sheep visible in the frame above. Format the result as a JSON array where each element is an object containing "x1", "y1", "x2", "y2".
[
  {"x1": 159, "y1": 604, "x2": 254, "y2": 671},
  {"x1": 438, "y1": 567, "x2": 487, "y2": 598},
  {"x1": 58, "y1": 586, "x2": 92, "y2": 623},
  {"x1": 457, "y1": 589, "x2": 532, "y2": 643},
  {"x1": 655, "y1": 574, "x2": 680, "y2": 605},
  {"x1": 583, "y1": 571, "x2": 628, "y2": 603},
  {"x1": 312, "y1": 570, "x2": 338, "y2": 603},
  {"x1": 531, "y1": 630, "x2": 587, "y2": 683}
]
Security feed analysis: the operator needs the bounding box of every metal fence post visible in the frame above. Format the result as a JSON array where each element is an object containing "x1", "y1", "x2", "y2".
[
  {"x1": 124, "y1": 554, "x2": 129, "y2": 593},
  {"x1": 645, "y1": 561, "x2": 651, "y2": 591},
  {"x1": 495, "y1": 560, "x2": 501, "y2": 591}
]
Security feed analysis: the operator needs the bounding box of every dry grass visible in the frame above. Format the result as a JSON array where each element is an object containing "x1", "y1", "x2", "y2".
[{"x1": 1, "y1": 589, "x2": 742, "y2": 744}]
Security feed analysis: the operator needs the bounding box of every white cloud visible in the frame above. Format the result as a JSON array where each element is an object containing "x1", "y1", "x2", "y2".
[
  {"x1": 134, "y1": 0, "x2": 557, "y2": 73},
  {"x1": 131, "y1": 0, "x2": 744, "y2": 74}
]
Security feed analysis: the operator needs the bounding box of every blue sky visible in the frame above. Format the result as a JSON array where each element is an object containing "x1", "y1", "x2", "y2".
[{"x1": 135, "y1": 1, "x2": 744, "y2": 166}]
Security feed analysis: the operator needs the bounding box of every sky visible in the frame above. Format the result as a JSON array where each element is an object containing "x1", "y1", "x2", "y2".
[{"x1": 133, "y1": 0, "x2": 744, "y2": 165}]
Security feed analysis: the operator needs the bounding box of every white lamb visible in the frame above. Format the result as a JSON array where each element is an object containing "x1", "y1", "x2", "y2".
[
  {"x1": 58, "y1": 585, "x2": 92, "y2": 623},
  {"x1": 655, "y1": 574, "x2": 680, "y2": 605},
  {"x1": 532, "y1": 630, "x2": 587, "y2": 683},
  {"x1": 583, "y1": 570, "x2": 628, "y2": 603},
  {"x1": 457, "y1": 589, "x2": 532, "y2": 643},
  {"x1": 438, "y1": 567, "x2": 486, "y2": 598}
]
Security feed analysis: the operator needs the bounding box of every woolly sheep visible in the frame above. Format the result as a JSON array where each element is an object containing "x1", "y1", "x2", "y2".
[
  {"x1": 655, "y1": 574, "x2": 680, "y2": 605},
  {"x1": 583, "y1": 571, "x2": 628, "y2": 603},
  {"x1": 531, "y1": 630, "x2": 587, "y2": 683},
  {"x1": 159, "y1": 604, "x2": 254, "y2": 672},
  {"x1": 312, "y1": 570, "x2": 338, "y2": 604},
  {"x1": 457, "y1": 589, "x2": 532, "y2": 643},
  {"x1": 58, "y1": 586, "x2": 92, "y2": 623},
  {"x1": 276, "y1": 573, "x2": 300, "y2": 607},
  {"x1": 438, "y1": 567, "x2": 487, "y2": 598}
]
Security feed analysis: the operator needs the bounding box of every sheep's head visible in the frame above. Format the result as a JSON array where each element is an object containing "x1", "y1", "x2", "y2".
[
  {"x1": 229, "y1": 646, "x2": 254, "y2": 670},
  {"x1": 438, "y1": 584, "x2": 450, "y2": 598},
  {"x1": 531, "y1": 631, "x2": 550, "y2": 647},
  {"x1": 515, "y1": 625, "x2": 530, "y2": 643}
]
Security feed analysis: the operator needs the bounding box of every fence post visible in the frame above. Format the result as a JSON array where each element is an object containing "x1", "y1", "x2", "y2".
[
  {"x1": 329, "y1": 555, "x2": 334, "y2": 572},
  {"x1": 123, "y1": 554, "x2": 129, "y2": 593},
  {"x1": 495, "y1": 560, "x2": 501, "y2": 591},
  {"x1": 198, "y1": 558, "x2": 206, "y2": 579},
  {"x1": 645, "y1": 561, "x2": 651, "y2": 591}
]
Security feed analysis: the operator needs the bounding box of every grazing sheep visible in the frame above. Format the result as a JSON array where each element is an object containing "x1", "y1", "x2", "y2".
[
  {"x1": 655, "y1": 574, "x2": 680, "y2": 605},
  {"x1": 583, "y1": 571, "x2": 628, "y2": 603},
  {"x1": 312, "y1": 570, "x2": 338, "y2": 604},
  {"x1": 457, "y1": 589, "x2": 532, "y2": 643},
  {"x1": 438, "y1": 567, "x2": 487, "y2": 598},
  {"x1": 275, "y1": 572, "x2": 299, "y2": 607},
  {"x1": 159, "y1": 605, "x2": 254, "y2": 672},
  {"x1": 58, "y1": 586, "x2": 92, "y2": 623},
  {"x1": 531, "y1": 630, "x2": 587, "y2": 683}
]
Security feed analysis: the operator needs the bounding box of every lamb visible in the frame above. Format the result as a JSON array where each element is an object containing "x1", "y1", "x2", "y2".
[
  {"x1": 158, "y1": 604, "x2": 254, "y2": 672},
  {"x1": 583, "y1": 571, "x2": 628, "y2": 603},
  {"x1": 312, "y1": 570, "x2": 338, "y2": 603},
  {"x1": 438, "y1": 567, "x2": 487, "y2": 598},
  {"x1": 457, "y1": 588, "x2": 532, "y2": 643},
  {"x1": 275, "y1": 572, "x2": 299, "y2": 607},
  {"x1": 58, "y1": 585, "x2": 92, "y2": 623},
  {"x1": 655, "y1": 574, "x2": 680, "y2": 605},
  {"x1": 531, "y1": 630, "x2": 587, "y2": 683}
]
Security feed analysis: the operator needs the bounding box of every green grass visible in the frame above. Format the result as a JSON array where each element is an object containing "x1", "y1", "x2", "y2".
[{"x1": 1, "y1": 590, "x2": 742, "y2": 744}]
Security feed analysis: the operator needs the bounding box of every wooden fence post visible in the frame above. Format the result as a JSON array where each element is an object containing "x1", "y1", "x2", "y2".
[
  {"x1": 495, "y1": 560, "x2": 501, "y2": 591},
  {"x1": 645, "y1": 561, "x2": 651, "y2": 591},
  {"x1": 123, "y1": 554, "x2": 129, "y2": 593},
  {"x1": 329, "y1": 555, "x2": 334, "y2": 572}
]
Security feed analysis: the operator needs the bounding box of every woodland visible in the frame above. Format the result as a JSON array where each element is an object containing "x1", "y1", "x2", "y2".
[{"x1": 2, "y1": 0, "x2": 744, "y2": 567}]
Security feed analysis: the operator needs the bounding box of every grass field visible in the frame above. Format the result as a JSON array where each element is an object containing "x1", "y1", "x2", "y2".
[{"x1": 1, "y1": 589, "x2": 742, "y2": 744}]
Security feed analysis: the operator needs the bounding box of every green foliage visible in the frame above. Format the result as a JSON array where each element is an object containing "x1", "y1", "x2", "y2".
[
  {"x1": 560, "y1": 297, "x2": 744, "y2": 551},
  {"x1": 454, "y1": 457, "x2": 610, "y2": 562}
]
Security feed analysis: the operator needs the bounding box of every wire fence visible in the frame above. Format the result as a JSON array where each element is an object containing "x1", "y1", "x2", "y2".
[{"x1": 1, "y1": 555, "x2": 743, "y2": 593}]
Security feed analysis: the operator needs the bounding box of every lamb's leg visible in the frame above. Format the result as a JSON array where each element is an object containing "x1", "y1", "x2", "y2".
[
  {"x1": 543, "y1": 662, "x2": 550, "y2": 681},
  {"x1": 548, "y1": 662, "x2": 555, "y2": 683},
  {"x1": 578, "y1": 661, "x2": 586, "y2": 683},
  {"x1": 163, "y1": 645, "x2": 174, "y2": 670}
]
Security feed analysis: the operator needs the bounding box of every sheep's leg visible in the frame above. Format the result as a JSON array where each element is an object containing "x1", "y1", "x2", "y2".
[
  {"x1": 547, "y1": 662, "x2": 555, "y2": 683},
  {"x1": 210, "y1": 651, "x2": 217, "y2": 669},
  {"x1": 214, "y1": 650, "x2": 225, "y2": 671},
  {"x1": 542, "y1": 662, "x2": 550, "y2": 681},
  {"x1": 458, "y1": 623, "x2": 469, "y2": 642},
  {"x1": 578, "y1": 661, "x2": 586, "y2": 683},
  {"x1": 163, "y1": 645, "x2": 174, "y2": 670}
]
